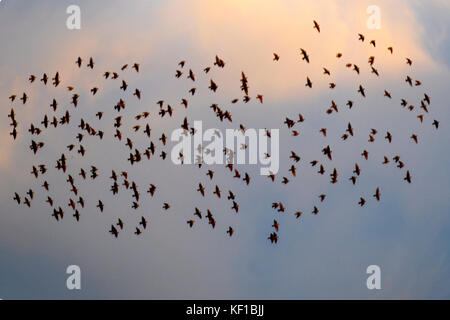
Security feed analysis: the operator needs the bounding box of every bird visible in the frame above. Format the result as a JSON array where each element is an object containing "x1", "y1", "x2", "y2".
[
  {"x1": 133, "y1": 88, "x2": 141, "y2": 100},
  {"x1": 406, "y1": 76, "x2": 413, "y2": 86},
  {"x1": 313, "y1": 20, "x2": 320, "y2": 33},
  {"x1": 361, "y1": 150, "x2": 369, "y2": 160},
  {"x1": 109, "y1": 225, "x2": 119, "y2": 238},
  {"x1": 209, "y1": 79, "x2": 218, "y2": 92},
  {"x1": 272, "y1": 220, "x2": 279, "y2": 232},
  {"x1": 354, "y1": 164, "x2": 361, "y2": 176},
  {"x1": 120, "y1": 80, "x2": 128, "y2": 91},
  {"x1": 385, "y1": 132, "x2": 392, "y2": 143},
  {"x1": 384, "y1": 90, "x2": 392, "y2": 99},
  {"x1": 52, "y1": 72, "x2": 60, "y2": 87},
  {"x1": 268, "y1": 232, "x2": 278, "y2": 244},
  {"x1": 75, "y1": 57, "x2": 82, "y2": 68},
  {"x1": 97, "y1": 200, "x2": 104, "y2": 212},
  {"x1": 371, "y1": 67, "x2": 379, "y2": 76},
  {"x1": 13, "y1": 193, "x2": 21, "y2": 204},
  {"x1": 300, "y1": 49, "x2": 310, "y2": 63},
  {"x1": 243, "y1": 173, "x2": 250, "y2": 185},
  {"x1": 187, "y1": 69, "x2": 195, "y2": 81},
  {"x1": 373, "y1": 188, "x2": 381, "y2": 201},
  {"x1": 358, "y1": 85, "x2": 366, "y2": 97},
  {"x1": 289, "y1": 165, "x2": 296, "y2": 177},
  {"x1": 41, "y1": 73, "x2": 48, "y2": 84},
  {"x1": 404, "y1": 170, "x2": 412, "y2": 183},
  {"x1": 358, "y1": 197, "x2": 366, "y2": 207},
  {"x1": 213, "y1": 185, "x2": 221, "y2": 198},
  {"x1": 432, "y1": 120, "x2": 439, "y2": 129},
  {"x1": 194, "y1": 208, "x2": 202, "y2": 219},
  {"x1": 87, "y1": 57, "x2": 94, "y2": 69},
  {"x1": 147, "y1": 184, "x2": 156, "y2": 197},
  {"x1": 42, "y1": 181, "x2": 49, "y2": 191},
  {"x1": 231, "y1": 201, "x2": 239, "y2": 213},
  {"x1": 46, "y1": 196, "x2": 53, "y2": 207},
  {"x1": 213, "y1": 55, "x2": 225, "y2": 68},
  {"x1": 139, "y1": 216, "x2": 147, "y2": 229},
  {"x1": 20, "y1": 93, "x2": 28, "y2": 104}
]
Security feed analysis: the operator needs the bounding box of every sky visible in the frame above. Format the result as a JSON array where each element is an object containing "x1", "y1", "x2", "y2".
[{"x1": 0, "y1": 0, "x2": 449, "y2": 299}]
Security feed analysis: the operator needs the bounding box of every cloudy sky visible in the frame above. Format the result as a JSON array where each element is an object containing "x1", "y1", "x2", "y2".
[{"x1": 0, "y1": 0, "x2": 449, "y2": 299}]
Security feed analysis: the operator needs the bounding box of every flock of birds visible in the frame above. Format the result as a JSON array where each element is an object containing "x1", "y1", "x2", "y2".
[{"x1": 7, "y1": 20, "x2": 440, "y2": 244}]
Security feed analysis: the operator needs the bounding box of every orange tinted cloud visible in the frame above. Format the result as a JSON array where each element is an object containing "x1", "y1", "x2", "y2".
[
  {"x1": 155, "y1": 0, "x2": 437, "y2": 100},
  {"x1": 11, "y1": 0, "x2": 437, "y2": 102}
]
